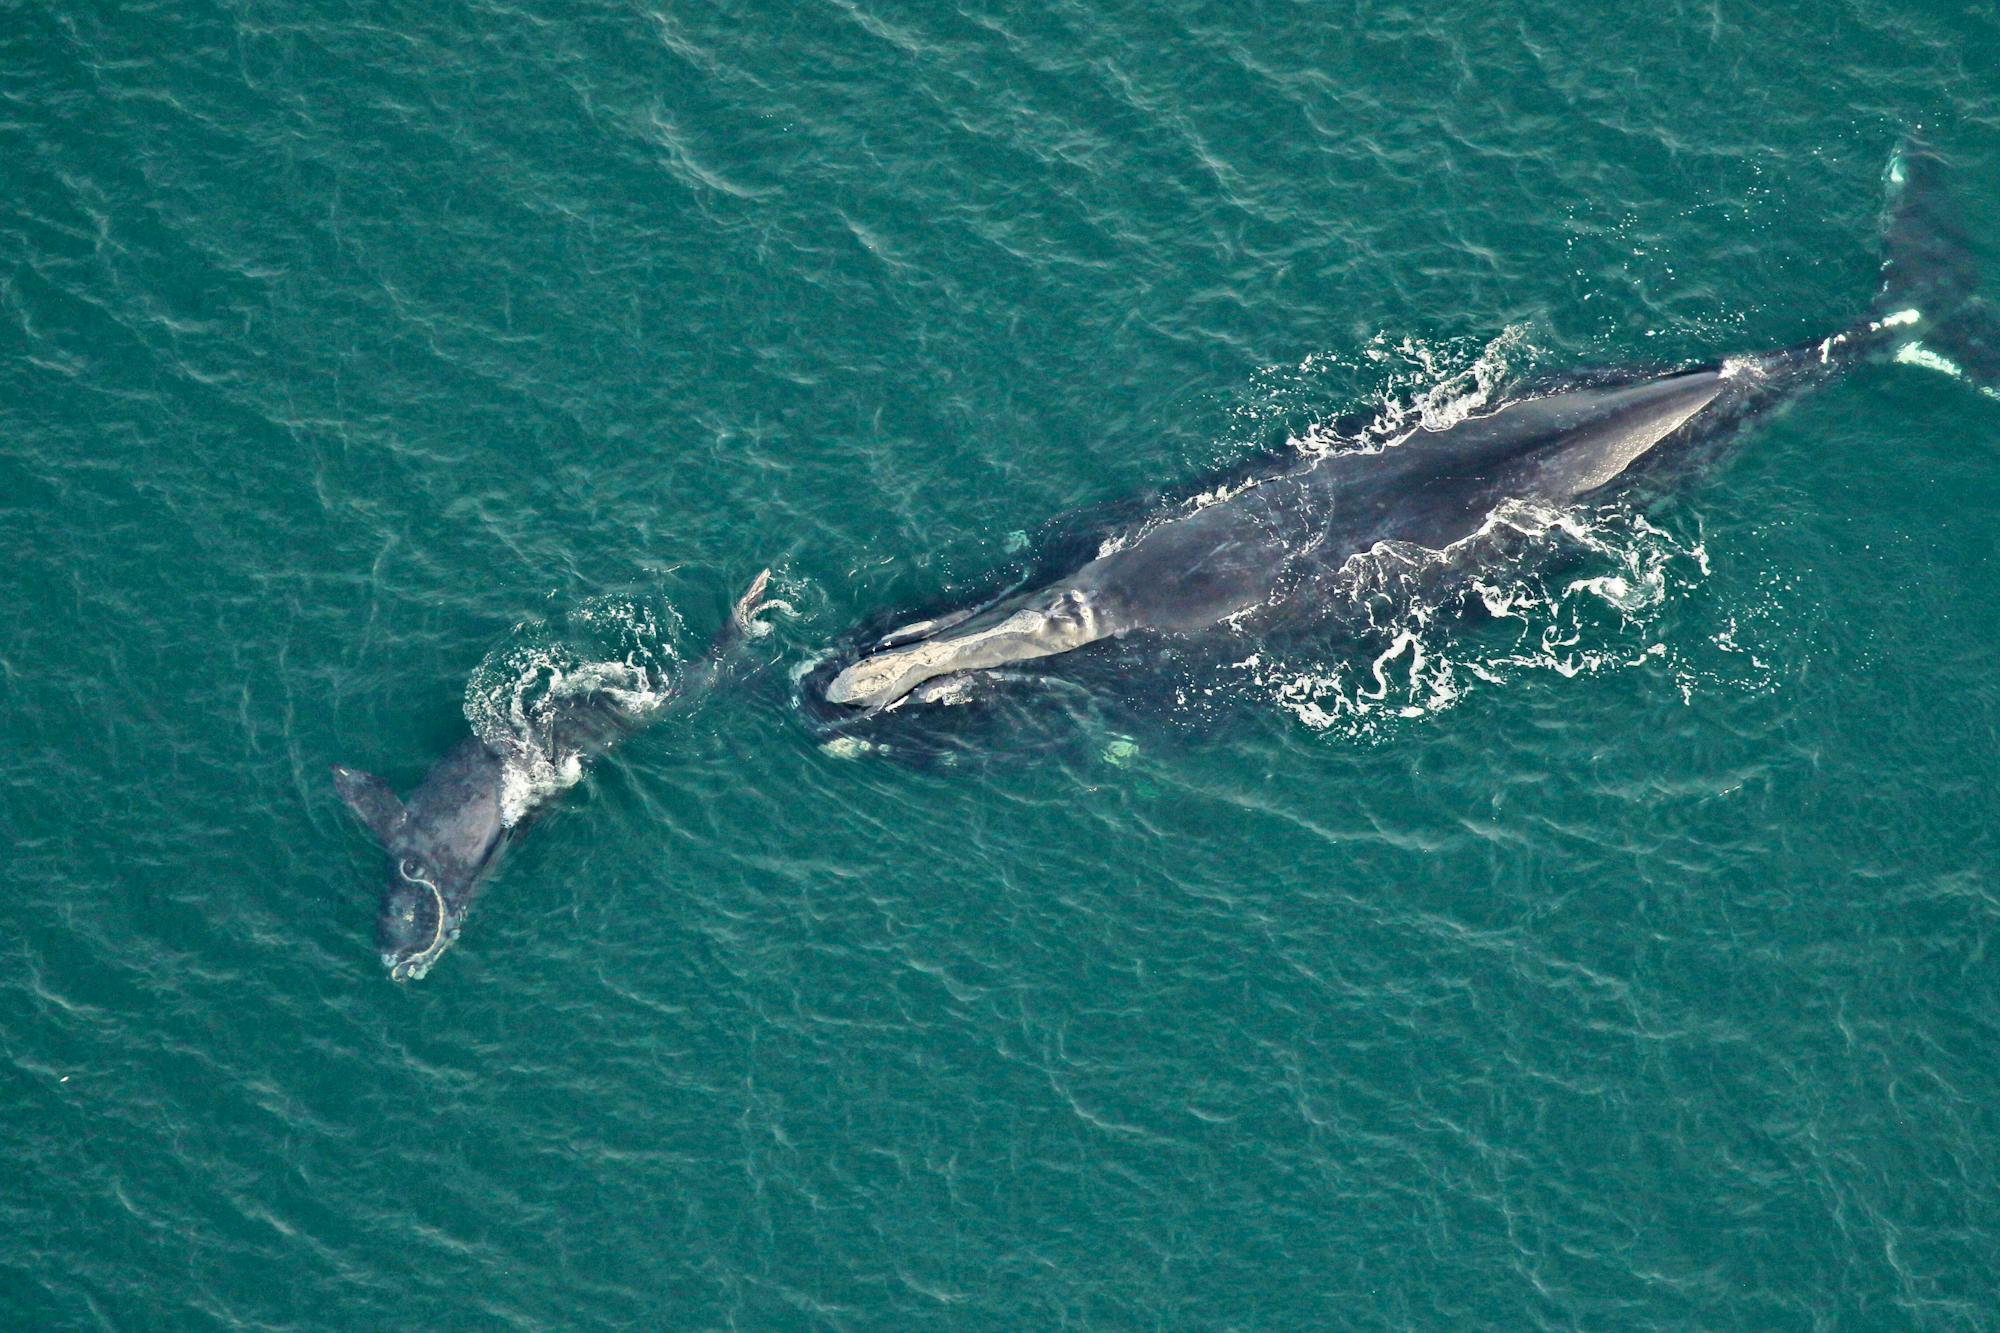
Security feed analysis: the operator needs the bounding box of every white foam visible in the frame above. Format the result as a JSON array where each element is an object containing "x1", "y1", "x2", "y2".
[
  {"x1": 1894, "y1": 340, "x2": 1965, "y2": 379},
  {"x1": 463, "y1": 594, "x2": 686, "y2": 826},
  {"x1": 1288, "y1": 326, "x2": 1532, "y2": 459},
  {"x1": 1232, "y1": 500, "x2": 1753, "y2": 739}
]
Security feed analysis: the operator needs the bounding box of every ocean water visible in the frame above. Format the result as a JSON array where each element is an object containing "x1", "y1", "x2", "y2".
[{"x1": 4, "y1": 0, "x2": 1999, "y2": 1327}]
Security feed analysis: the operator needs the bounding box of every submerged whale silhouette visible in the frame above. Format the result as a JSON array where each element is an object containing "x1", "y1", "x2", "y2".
[
  {"x1": 815, "y1": 141, "x2": 1996, "y2": 722},
  {"x1": 332, "y1": 573, "x2": 773, "y2": 981}
]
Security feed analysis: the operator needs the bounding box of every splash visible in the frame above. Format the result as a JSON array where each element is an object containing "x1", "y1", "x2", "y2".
[
  {"x1": 1293, "y1": 325, "x2": 1533, "y2": 457},
  {"x1": 1227, "y1": 326, "x2": 1532, "y2": 458},
  {"x1": 1229, "y1": 499, "x2": 1777, "y2": 739},
  {"x1": 462, "y1": 594, "x2": 687, "y2": 826},
  {"x1": 1201, "y1": 328, "x2": 1793, "y2": 736}
]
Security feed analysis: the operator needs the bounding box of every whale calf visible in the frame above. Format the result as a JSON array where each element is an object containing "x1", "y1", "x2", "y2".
[
  {"x1": 333, "y1": 572, "x2": 773, "y2": 980},
  {"x1": 817, "y1": 142, "x2": 1996, "y2": 721}
]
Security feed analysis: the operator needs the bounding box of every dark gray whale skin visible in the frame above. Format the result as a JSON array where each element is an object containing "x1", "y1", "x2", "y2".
[
  {"x1": 806, "y1": 353, "x2": 1813, "y2": 726},
  {"x1": 333, "y1": 573, "x2": 771, "y2": 981},
  {"x1": 810, "y1": 141, "x2": 1994, "y2": 727}
]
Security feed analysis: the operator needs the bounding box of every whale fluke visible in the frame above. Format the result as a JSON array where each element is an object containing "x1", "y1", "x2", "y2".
[{"x1": 1877, "y1": 136, "x2": 2000, "y2": 395}]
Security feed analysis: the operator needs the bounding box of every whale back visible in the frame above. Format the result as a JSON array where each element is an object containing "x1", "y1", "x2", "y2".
[{"x1": 820, "y1": 366, "x2": 1737, "y2": 712}]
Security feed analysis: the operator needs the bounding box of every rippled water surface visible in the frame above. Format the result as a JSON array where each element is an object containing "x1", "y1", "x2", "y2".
[{"x1": 5, "y1": 1, "x2": 1999, "y2": 1327}]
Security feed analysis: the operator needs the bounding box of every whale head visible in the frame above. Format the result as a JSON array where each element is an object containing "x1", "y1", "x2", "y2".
[
  {"x1": 377, "y1": 853, "x2": 465, "y2": 982},
  {"x1": 334, "y1": 757, "x2": 501, "y2": 982},
  {"x1": 825, "y1": 587, "x2": 1111, "y2": 711}
]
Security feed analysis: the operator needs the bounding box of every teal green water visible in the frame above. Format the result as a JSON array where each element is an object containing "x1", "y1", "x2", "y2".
[{"x1": 5, "y1": 1, "x2": 2000, "y2": 1327}]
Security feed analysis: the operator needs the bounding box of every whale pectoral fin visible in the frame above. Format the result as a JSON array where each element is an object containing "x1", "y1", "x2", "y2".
[
  {"x1": 732, "y1": 568, "x2": 773, "y2": 629},
  {"x1": 331, "y1": 765, "x2": 408, "y2": 847},
  {"x1": 706, "y1": 567, "x2": 783, "y2": 657}
]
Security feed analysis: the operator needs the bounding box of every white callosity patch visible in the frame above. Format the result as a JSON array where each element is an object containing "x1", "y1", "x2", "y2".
[
  {"x1": 1892, "y1": 339, "x2": 1999, "y2": 400},
  {"x1": 463, "y1": 594, "x2": 686, "y2": 826},
  {"x1": 1872, "y1": 312, "x2": 2000, "y2": 400},
  {"x1": 828, "y1": 587, "x2": 1108, "y2": 710},
  {"x1": 1800, "y1": 306, "x2": 1921, "y2": 368}
]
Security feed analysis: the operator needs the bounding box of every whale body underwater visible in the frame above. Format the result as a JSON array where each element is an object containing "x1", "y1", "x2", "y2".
[{"x1": 336, "y1": 141, "x2": 1996, "y2": 980}]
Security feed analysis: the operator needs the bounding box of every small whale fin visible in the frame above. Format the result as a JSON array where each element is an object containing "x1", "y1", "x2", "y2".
[
  {"x1": 331, "y1": 765, "x2": 408, "y2": 847},
  {"x1": 1876, "y1": 136, "x2": 2000, "y2": 398},
  {"x1": 732, "y1": 567, "x2": 774, "y2": 631},
  {"x1": 683, "y1": 568, "x2": 788, "y2": 695}
]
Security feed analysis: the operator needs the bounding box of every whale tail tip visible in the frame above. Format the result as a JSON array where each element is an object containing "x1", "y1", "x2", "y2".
[{"x1": 1876, "y1": 135, "x2": 2000, "y2": 399}]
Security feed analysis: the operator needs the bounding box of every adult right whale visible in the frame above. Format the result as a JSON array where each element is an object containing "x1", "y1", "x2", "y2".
[{"x1": 815, "y1": 141, "x2": 1997, "y2": 721}]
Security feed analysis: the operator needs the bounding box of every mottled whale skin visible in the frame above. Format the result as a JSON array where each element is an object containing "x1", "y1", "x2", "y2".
[
  {"x1": 823, "y1": 367, "x2": 1740, "y2": 713},
  {"x1": 333, "y1": 572, "x2": 772, "y2": 981},
  {"x1": 820, "y1": 143, "x2": 1994, "y2": 721}
]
